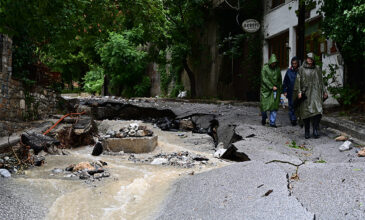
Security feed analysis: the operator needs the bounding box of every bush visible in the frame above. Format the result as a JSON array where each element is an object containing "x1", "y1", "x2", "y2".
[{"x1": 83, "y1": 67, "x2": 104, "y2": 94}]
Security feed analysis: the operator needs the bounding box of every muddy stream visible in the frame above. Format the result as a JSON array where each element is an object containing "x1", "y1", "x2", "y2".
[{"x1": 11, "y1": 120, "x2": 230, "y2": 220}]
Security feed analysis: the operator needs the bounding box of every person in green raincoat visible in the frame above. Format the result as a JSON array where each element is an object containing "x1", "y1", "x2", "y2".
[
  {"x1": 293, "y1": 53, "x2": 328, "y2": 139},
  {"x1": 260, "y1": 54, "x2": 282, "y2": 127}
]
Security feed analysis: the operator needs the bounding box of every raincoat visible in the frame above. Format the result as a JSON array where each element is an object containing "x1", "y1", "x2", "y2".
[
  {"x1": 260, "y1": 55, "x2": 282, "y2": 112},
  {"x1": 293, "y1": 61, "x2": 326, "y2": 119}
]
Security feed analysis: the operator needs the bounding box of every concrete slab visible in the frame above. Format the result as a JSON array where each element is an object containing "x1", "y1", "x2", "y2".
[
  {"x1": 157, "y1": 161, "x2": 314, "y2": 220},
  {"x1": 292, "y1": 162, "x2": 365, "y2": 219},
  {"x1": 102, "y1": 136, "x2": 158, "y2": 153}
]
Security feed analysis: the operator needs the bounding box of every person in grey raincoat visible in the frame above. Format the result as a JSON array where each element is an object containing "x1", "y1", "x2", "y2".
[
  {"x1": 283, "y1": 56, "x2": 299, "y2": 126},
  {"x1": 294, "y1": 53, "x2": 328, "y2": 139},
  {"x1": 260, "y1": 54, "x2": 282, "y2": 127}
]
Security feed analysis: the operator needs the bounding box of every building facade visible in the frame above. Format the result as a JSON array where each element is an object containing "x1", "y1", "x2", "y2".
[{"x1": 262, "y1": 0, "x2": 343, "y2": 104}]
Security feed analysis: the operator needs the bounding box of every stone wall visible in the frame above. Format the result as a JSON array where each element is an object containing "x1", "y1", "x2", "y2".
[{"x1": 0, "y1": 34, "x2": 60, "y2": 121}]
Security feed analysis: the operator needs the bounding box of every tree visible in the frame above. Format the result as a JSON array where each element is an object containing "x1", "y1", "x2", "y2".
[
  {"x1": 320, "y1": 0, "x2": 365, "y2": 96},
  {"x1": 160, "y1": 0, "x2": 211, "y2": 98}
]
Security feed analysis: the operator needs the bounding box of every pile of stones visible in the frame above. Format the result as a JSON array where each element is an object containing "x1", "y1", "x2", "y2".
[
  {"x1": 103, "y1": 123, "x2": 153, "y2": 139},
  {"x1": 128, "y1": 151, "x2": 210, "y2": 168},
  {"x1": 55, "y1": 161, "x2": 110, "y2": 181}
]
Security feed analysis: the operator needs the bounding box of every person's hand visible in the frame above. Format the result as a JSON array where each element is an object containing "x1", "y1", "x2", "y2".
[
  {"x1": 298, "y1": 93, "x2": 302, "y2": 99},
  {"x1": 284, "y1": 92, "x2": 287, "y2": 97},
  {"x1": 273, "y1": 86, "x2": 277, "y2": 91},
  {"x1": 324, "y1": 92, "x2": 328, "y2": 99}
]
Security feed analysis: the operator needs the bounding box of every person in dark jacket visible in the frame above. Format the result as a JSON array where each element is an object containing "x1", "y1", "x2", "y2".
[
  {"x1": 283, "y1": 57, "x2": 299, "y2": 126},
  {"x1": 294, "y1": 53, "x2": 328, "y2": 139}
]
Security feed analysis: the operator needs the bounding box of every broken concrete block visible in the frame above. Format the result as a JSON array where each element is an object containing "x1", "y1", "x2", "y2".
[
  {"x1": 214, "y1": 149, "x2": 227, "y2": 158},
  {"x1": 220, "y1": 145, "x2": 250, "y2": 162},
  {"x1": 73, "y1": 162, "x2": 95, "y2": 172},
  {"x1": 335, "y1": 135, "x2": 348, "y2": 141},
  {"x1": 102, "y1": 136, "x2": 158, "y2": 153},
  {"x1": 0, "y1": 169, "x2": 11, "y2": 178},
  {"x1": 151, "y1": 158, "x2": 168, "y2": 165},
  {"x1": 358, "y1": 148, "x2": 365, "y2": 157},
  {"x1": 339, "y1": 141, "x2": 353, "y2": 152},
  {"x1": 21, "y1": 132, "x2": 60, "y2": 154},
  {"x1": 91, "y1": 142, "x2": 103, "y2": 156},
  {"x1": 179, "y1": 119, "x2": 194, "y2": 131}
]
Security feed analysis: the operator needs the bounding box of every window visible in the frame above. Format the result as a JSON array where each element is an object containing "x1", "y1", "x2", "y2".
[
  {"x1": 271, "y1": 0, "x2": 285, "y2": 9},
  {"x1": 268, "y1": 31, "x2": 289, "y2": 69}
]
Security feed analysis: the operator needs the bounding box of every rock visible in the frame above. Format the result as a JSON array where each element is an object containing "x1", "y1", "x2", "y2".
[
  {"x1": 335, "y1": 135, "x2": 348, "y2": 141},
  {"x1": 151, "y1": 158, "x2": 168, "y2": 165},
  {"x1": 216, "y1": 142, "x2": 225, "y2": 149},
  {"x1": 339, "y1": 141, "x2": 353, "y2": 152},
  {"x1": 73, "y1": 162, "x2": 95, "y2": 172},
  {"x1": 79, "y1": 171, "x2": 90, "y2": 179},
  {"x1": 91, "y1": 142, "x2": 103, "y2": 156},
  {"x1": 87, "y1": 168, "x2": 104, "y2": 175},
  {"x1": 21, "y1": 132, "x2": 60, "y2": 154},
  {"x1": 358, "y1": 148, "x2": 365, "y2": 157},
  {"x1": 52, "y1": 168, "x2": 63, "y2": 174},
  {"x1": 94, "y1": 173, "x2": 103, "y2": 179},
  {"x1": 4, "y1": 156, "x2": 9, "y2": 161},
  {"x1": 179, "y1": 119, "x2": 194, "y2": 131},
  {"x1": 102, "y1": 172, "x2": 110, "y2": 178},
  {"x1": 65, "y1": 164, "x2": 75, "y2": 172},
  {"x1": 128, "y1": 123, "x2": 139, "y2": 131},
  {"x1": 0, "y1": 169, "x2": 11, "y2": 178},
  {"x1": 214, "y1": 149, "x2": 227, "y2": 158},
  {"x1": 32, "y1": 155, "x2": 45, "y2": 166}
]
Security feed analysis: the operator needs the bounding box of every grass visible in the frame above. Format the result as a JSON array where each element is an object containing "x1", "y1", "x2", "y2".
[
  {"x1": 314, "y1": 159, "x2": 327, "y2": 163},
  {"x1": 287, "y1": 140, "x2": 310, "y2": 151}
]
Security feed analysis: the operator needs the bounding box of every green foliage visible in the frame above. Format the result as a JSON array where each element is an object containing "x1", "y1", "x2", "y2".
[
  {"x1": 287, "y1": 140, "x2": 310, "y2": 151},
  {"x1": 83, "y1": 67, "x2": 104, "y2": 94},
  {"x1": 133, "y1": 76, "x2": 151, "y2": 97},
  {"x1": 98, "y1": 30, "x2": 148, "y2": 97},
  {"x1": 323, "y1": 64, "x2": 360, "y2": 106},
  {"x1": 314, "y1": 159, "x2": 327, "y2": 163},
  {"x1": 320, "y1": 0, "x2": 365, "y2": 61}
]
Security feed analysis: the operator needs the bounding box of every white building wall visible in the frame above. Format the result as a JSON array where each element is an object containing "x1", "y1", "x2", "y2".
[{"x1": 262, "y1": 0, "x2": 343, "y2": 105}]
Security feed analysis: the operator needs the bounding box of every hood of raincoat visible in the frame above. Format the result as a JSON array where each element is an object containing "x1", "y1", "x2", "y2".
[{"x1": 268, "y1": 54, "x2": 278, "y2": 65}]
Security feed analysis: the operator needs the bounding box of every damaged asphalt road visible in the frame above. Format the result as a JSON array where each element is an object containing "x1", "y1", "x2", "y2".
[
  {"x1": 63, "y1": 96, "x2": 365, "y2": 220},
  {"x1": 1, "y1": 96, "x2": 365, "y2": 219}
]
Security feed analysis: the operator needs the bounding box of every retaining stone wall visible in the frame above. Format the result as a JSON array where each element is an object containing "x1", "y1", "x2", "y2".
[{"x1": 0, "y1": 34, "x2": 59, "y2": 121}]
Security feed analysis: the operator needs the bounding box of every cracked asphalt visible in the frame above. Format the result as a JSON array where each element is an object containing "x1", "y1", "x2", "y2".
[{"x1": 1, "y1": 98, "x2": 364, "y2": 219}]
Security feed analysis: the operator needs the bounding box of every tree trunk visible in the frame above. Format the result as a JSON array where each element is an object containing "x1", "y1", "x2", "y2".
[
  {"x1": 297, "y1": 0, "x2": 306, "y2": 64},
  {"x1": 182, "y1": 57, "x2": 196, "y2": 98},
  {"x1": 102, "y1": 74, "x2": 109, "y2": 96}
]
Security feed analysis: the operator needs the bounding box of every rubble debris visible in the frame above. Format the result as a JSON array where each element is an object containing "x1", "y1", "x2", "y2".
[
  {"x1": 339, "y1": 141, "x2": 353, "y2": 152},
  {"x1": 217, "y1": 125, "x2": 242, "y2": 149},
  {"x1": 262, "y1": 189, "x2": 273, "y2": 197},
  {"x1": 52, "y1": 168, "x2": 63, "y2": 174},
  {"x1": 31, "y1": 155, "x2": 45, "y2": 166},
  {"x1": 358, "y1": 148, "x2": 365, "y2": 157},
  {"x1": 179, "y1": 119, "x2": 194, "y2": 131},
  {"x1": 335, "y1": 135, "x2": 348, "y2": 141},
  {"x1": 129, "y1": 151, "x2": 211, "y2": 168},
  {"x1": 73, "y1": 162, "x2": 95, "y2": 172},
  {"x1": 92, "y1": 142, "x2": 103, "y2": 156},
  {"x1": 57, "y1": 117, "x2": 97, "y2": 148},
  {"x1": 0, "y1": 169, "x2": 11, "y2": 178},
  {"x1": 151, "y1": 158, "x2": 168, "y2": 165},
  {"x1": 214, "y1": 149, "x2": 226, "y2": 158},
  {"x1": 21, "y1": 132, "x2": 60, "y2": 154},
  {"x1": 62, "y1": 161, "x2": 110, "y2": 180},
  {"x1": 220, "y1": 145, "x2": 250, "y2": 162}
]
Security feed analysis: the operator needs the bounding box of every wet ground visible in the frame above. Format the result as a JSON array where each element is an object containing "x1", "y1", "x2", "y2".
[{"x1": 1, "y1": 98, "x2": 365, "y2": 220}]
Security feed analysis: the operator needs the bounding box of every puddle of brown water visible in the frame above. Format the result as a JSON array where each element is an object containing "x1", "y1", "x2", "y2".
[{"x1": 13, "y1": 121, "x2": 229, "y2": 220}]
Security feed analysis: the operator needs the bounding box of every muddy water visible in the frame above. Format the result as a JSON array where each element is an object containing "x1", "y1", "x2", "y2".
[{"x1": 12, "y1": 121, "x2": 229, "y2": 220}]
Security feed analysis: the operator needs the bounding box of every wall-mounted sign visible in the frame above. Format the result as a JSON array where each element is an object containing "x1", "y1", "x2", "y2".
[{"x1": 242, "y1": 19, "x2": 260, "y2": 33}]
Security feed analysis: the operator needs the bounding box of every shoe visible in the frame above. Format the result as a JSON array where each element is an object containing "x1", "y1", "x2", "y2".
[
  {"x1": 313, "y1": 115, "x2": 321, "y2": 138},
  {"x1": 270, "y1": 124, "x2": 277, "y2": 128},
  {"x1": 291, "y1": 120, "x2": 297, "y2": 126},
  {"x1": 304, "y1": 118, "x2": 310, "y2": 139},
  {"x1": 262, "y1": 119, "x2": 266, "y2": 126}
]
